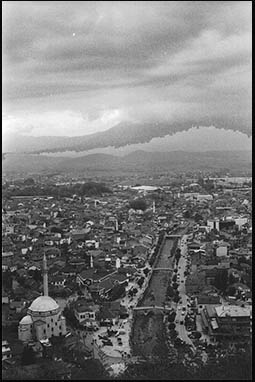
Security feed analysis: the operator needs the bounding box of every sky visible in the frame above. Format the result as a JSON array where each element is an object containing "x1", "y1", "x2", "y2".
[{"x1": 2, "y1": 1, "x2": 252, "y2": 145}]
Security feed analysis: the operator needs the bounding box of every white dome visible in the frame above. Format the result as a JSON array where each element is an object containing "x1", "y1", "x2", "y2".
[
  {"x1": 20, "y1": 315, "x2": 33, "y2": 325},
  {"x1": 29, "y1": 296, "x2": 59, "y2": 313}
]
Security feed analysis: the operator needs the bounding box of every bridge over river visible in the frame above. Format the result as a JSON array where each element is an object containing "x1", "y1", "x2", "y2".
[
  {"x1": 133, "y1": 305, "x2": 172, "y2": 312},
  {"x1": 130, "y1": 225, "x2": 189, "y2": 359},
  {"x1": 131, "y1": 235, "x2": 179, "y2": 358}
]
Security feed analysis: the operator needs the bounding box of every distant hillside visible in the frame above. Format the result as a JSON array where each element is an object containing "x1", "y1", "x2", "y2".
[
  {"x1": 3, "y1": 119, "x2": 252, "y2": 154},
  {"x1": 3, "y1": 122, "x2": 173, "y2": 153},
  {"x1": 2, "y1": 154, "x2": 66, "y2": 173},
  {"x1": 2, "y1": 150, "x2": 252, "y2": 176}
]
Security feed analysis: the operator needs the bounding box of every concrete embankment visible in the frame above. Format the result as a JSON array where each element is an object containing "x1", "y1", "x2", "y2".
[{"x1": 130, "y1": 235, "x2": 178, "y2": 358}]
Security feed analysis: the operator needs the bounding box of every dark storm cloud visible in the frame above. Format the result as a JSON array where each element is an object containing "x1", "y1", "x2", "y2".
[{"x1": 2, "y1": 1, "x2": 252, "y2": 137}]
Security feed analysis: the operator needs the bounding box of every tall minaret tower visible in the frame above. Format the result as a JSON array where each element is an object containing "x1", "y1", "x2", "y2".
[{"x1": 43, "y1": 253, "x2": 49, "y2": 296}]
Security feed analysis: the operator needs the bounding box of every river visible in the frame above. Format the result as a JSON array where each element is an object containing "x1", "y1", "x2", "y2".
[{"x1": 131, "y1": 236, "x2": 178, "y2": 359}]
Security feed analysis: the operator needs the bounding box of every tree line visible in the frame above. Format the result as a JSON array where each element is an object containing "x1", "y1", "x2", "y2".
[{"x1": 3, "y1": 181, "x2": 112, "y2": 198}]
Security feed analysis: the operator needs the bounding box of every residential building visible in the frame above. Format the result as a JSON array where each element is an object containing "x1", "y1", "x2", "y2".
[{"x1": 201, "y1": 304, "x2": 252, "y2": 342}]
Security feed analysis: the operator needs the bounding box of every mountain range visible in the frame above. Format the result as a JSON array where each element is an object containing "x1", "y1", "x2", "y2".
[
  {"x1": 3, "y1": 120, "x2": 252, "y2": 154},
  {"x1": 2, "y1": 150, "x2": 252, "y2": 176}
]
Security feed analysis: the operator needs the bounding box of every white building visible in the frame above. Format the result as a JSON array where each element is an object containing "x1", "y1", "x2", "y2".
[
  {"x1": 18, "y1": 254, "x2": 66, "y2": 343},
  {"x1": 2, "y1": 340, "x2": 12, "y2": 361},
  {"x1": 216, "y1": 242, "x2": 230, "y2": 258},
  {"x1": 207, "y1": 219, "x2": 220, "y2": 231},
  {"x1": 197, "y1": 194, "x2": 213, "y2": 202},
  {"x1": 234, "y1": 217, "x2": 248, "y2": 230}
]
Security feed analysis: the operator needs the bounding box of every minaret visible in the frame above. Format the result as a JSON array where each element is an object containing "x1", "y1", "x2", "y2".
[
  {"x1": 43, "y1": 253, "x2": 49, "y2": 296},
  {"x1": 152, "y1": 200, "x2": 156, "y2": 214}
]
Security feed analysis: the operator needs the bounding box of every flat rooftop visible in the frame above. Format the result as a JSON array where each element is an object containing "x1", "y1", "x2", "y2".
[{"x1": 215, "y1": 305, "x2": 251, "y2": 318}]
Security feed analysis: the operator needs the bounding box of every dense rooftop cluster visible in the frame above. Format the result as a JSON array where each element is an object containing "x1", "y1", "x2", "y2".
[{"x1": 2, "y1": 173, "x2": 252, "y2": 379}]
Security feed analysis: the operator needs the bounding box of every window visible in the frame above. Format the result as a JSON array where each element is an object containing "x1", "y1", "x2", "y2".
[
  {"x1": 44, "y1": 329, "x2": 46, "y2": 334},
  {"x1": 52, "y1": 327, "x2": 54, "y2": 331},
  {"x1": 59, "y1": 325, "x2": 62, "y2": 330},
  {"x1": 47, "y1": 324, "x2": 50, "y2": 328}
]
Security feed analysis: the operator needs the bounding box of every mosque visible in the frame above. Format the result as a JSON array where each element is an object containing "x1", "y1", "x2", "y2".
[{"x1": 18, "y1": 254, "x2": 67, "y2": 343}]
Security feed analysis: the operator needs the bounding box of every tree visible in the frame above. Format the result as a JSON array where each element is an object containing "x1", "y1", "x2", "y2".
[
  {"x1": 213, "y1": 268, "x2": 228, "y2": 293},
  {"x1": 168, "y1": 322, "x2": 176, "y2": 330},
  {"x1": 227, "y1": 286, "x2": 236, "y2": 296},
  {"x1": 21, "y1": 346, "x2": 36, "y2": 365},
  {"x1": 109, "y1": 283, "x2": 126, "y2": 301},
  {"x1": 193, "y1": 331, "x2": 202, "y2": 339},
  {"x1": 228, "y1": 272, "x2": 238, "y2": 285},
  {"x1": 132, "y1": 287, "x2": 138, "y2": 295},
  {"x1": 33, "y1": 269, "x2": 42, "y2": 282},
  {"x1": 175, "y1": 250, "x2": 181, "y2": 264},
  {"x1": 170, "y1": 329, "x2": 178, "y2": 338},
  {"x1": 167, "y1": 285, "x2": 174, "y2": 297},
  {"x1": 194, "y1": 213, "x2": 203, "y2": 223},
  {"x1": 63, "y1": 307, "x2": 80, "y2": 328},
  {"x1": 2, "y1": 270, "x2": 12, "y2": 290},
  {"x1": 24, "y1": 177, "x2": 35, "y2": 186},
  {"x1": 79, "y1": 182, "x2": 112, "y2": 196},
  {"x1": 168, "y1": 312, "x2": 176, "y2": 322},
  {"x1": 122, "y1": 346, "x2": 252, "y2": 380},
  {"x1": 137, "y1": 276, "x2": 145, "y2": 288},
  {"x1": 129, "y1": 199, "x2": 147, "y2": 211},
  {"x1": 172, "y1": 282, "x2": 178, "y2": 290},
  {"x1": 183, "y1": 210, "x2": 191, "y2": 219}
]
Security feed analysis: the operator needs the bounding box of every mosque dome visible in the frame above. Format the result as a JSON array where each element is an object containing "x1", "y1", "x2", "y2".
[
  {"x1": 28, "y1": 296, "x2": 59, "y2": 313},
  {"x1": 19, "y1": 315, "x2": 33, "y2": 325}
]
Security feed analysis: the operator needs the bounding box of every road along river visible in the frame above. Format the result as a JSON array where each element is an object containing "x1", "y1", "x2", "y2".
[{"x1": 130, "y1": 234, "x2": 180, "y2": 359}]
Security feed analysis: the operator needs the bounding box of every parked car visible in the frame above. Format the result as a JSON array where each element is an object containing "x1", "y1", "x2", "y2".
[
  {"x1": 102, "y1": 340, "x2": 113, "y2": 346},
  {"x1": 115, "y1": 330, "x2": 126, "y2": 336},
  {"x1": 99, "y1": 335, "x2": 109, "y2": 340}
]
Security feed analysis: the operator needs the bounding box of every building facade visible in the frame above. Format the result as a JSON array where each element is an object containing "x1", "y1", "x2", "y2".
[{"x1": 18, "y1": 254, "x2": 67, "y2": 343}]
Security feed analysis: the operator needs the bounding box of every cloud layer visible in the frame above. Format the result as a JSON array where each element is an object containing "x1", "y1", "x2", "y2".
[{"x1": 2, "y1": 1, "x2": 252, "y2": 139}]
